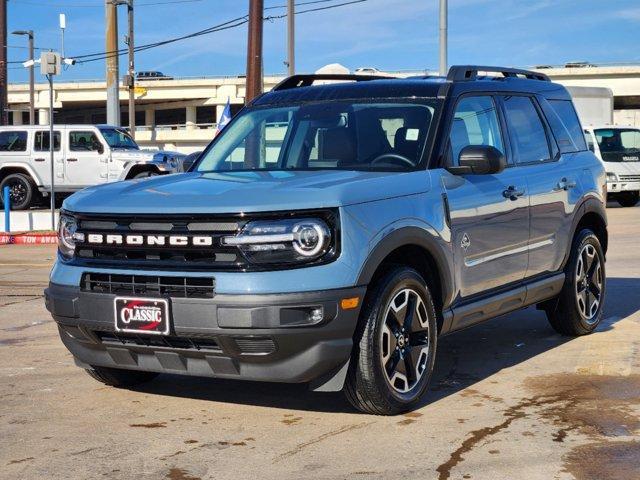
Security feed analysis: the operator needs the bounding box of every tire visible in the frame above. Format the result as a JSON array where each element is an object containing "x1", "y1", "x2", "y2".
[
  {"x1": 86, "y1": 366, "x2": 158, "y2": 388},
  {"x1": 544, "y1": 229, "x2": 606, "y2": 336},
  {"x1": 0, "y1": 173, "x2": 36, "y2": 210},
  {"x1": 132, "y1": 170, "x2": 159, "y2": 179},
  {"x1": 344, "y1": 267, "x2": 438, "y2": 415},
  {"x1": 616, "y1": 191, "x2": 639, "y2": 208}
]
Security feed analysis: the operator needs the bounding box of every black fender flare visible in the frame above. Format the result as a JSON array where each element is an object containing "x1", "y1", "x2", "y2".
[
  {"x1": 355, "y1": 226, "x2": 455, "y2": 309},
  {"x1": 561, "y1": 195, "x2": 608, "y2": 268}
]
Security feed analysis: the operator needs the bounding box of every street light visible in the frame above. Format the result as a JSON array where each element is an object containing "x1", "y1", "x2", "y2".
[{"x1": 11, "y1": 30, "x2": 35, "y2": 125}]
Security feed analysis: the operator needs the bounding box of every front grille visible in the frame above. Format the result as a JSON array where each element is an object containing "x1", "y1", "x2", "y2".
[
  {"x1": 95, "y1": 331, "x2": 221, "y2": 352},
  {"x1": 619, "y1": 174, "x2": 640, "y2": 182},
  {"x1": 73, "y1": 214, "x2": 246, "y2": 270},
  {"x1": 82, "y1": 272, "x2": 215, "y2": 299}
]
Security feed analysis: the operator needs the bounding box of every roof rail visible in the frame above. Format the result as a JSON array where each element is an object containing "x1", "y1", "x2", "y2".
[
  {"x1": 446, "y1": 65, "x2": 550, "y2": 82},
  {"x1": 272, "y1": 73, "x2": 395, "y2": 91}
]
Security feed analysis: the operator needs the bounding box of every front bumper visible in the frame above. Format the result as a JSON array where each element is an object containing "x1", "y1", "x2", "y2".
[
  {"x1": 45, "y1": 283, "x2": 365, "y2": 390},
  {"x1": 607, "y1": 180, "x2": 640, "y2": 193}
]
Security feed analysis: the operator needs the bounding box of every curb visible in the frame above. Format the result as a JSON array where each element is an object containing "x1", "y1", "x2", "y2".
[{"x1": 0, "y1": 232, "x2": 57, "y2": 245}]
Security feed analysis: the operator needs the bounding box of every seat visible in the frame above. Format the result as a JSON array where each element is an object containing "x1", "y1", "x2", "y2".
[{"x1": 321, "y1": 127, "x2": 357, "y2": 166}]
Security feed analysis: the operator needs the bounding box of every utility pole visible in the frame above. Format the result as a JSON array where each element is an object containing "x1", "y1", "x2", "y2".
[
  {"x1": 126, "y1": 0, "x2": 135, "y2": 137},
  {"x1": 439, "y1": 0, "x2": 448, "y2": 76},
  {"x1": 12, "y1": 30, "x2": 35, "y2": 125},
  {"x1": 286, "y1": 0, "x2": 294, "y2": 76},
  {"x1": 0, "y1": 0, "x2": 8, "y2": 126},
  {"x1": 105, "y1": 0, "x2": 121, "y2": 126},
  {"x1": 245, "y1": 0, "x2": 263, "y2": 103}
]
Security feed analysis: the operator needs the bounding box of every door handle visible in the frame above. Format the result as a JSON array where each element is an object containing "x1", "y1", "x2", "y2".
[
  {"x1": 555, "y1": 177, "x2": 576, "y2": 191},
  {"x1": 502, "y1": 185, "x2": 525, "y2": 201},
  {"x1": 67, "y1": 158, "x2": 78, "y2": 162},
  {"x1": 34, "y1": 158, "x2": 45, "y2": 162}
]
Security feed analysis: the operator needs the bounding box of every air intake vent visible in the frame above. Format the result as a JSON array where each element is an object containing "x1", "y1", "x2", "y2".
[
  {"x1": 234, "y1": 337, "x2": 277, "y2": 355},
  {"x1": 82, "y1": 273, "x2": 215, "y2": 299}
]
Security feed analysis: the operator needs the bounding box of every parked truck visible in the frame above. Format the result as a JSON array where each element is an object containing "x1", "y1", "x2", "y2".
[
  {"x1": 567, "y1": 86, "x2": 640, "y2": 207},
  {"x1": 0, "y1": 124, "x2": 184, "y2": 210}
]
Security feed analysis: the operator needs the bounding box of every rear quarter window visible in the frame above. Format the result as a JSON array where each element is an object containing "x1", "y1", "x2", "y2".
[
  {"x1": 546, "y1": 99, "x2": 588, "y2": 153},
  {"x1": 0, "y1": 131, "x2": 28, "y2": 152}
]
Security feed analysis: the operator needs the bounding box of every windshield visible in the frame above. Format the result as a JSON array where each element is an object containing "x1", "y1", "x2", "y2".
[
  {"x1": 594, "y1": 128, "x2": 640, "y2": 162},
  {"x1": 196, "y1": 101, "x2": 437, "y2": 172},
  {"x1": 99, "y1": 127, "x2": 139, "y2": 150}
]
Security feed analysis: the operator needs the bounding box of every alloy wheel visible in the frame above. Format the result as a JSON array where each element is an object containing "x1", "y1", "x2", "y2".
[
  {"x1": 575, "y1": 243, "x2": 603, "y2": 323},
  {"x1": 380, "y1": 288, "x2": 430, "y2": 394},
  {"x1": 8, "y1": 179, "x2": 28, "y2": 207}
]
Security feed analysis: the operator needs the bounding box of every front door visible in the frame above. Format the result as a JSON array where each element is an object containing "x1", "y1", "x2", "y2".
[
  {"x1": 442, "y1": 95, "x2": 530, "y2": 300},
  {"x1": 65, "y1": 130, "x2": 109, "y2": 187}
]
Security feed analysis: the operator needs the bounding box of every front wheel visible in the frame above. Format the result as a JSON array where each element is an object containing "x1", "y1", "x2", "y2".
[
  {"x1": 616, "y1": 191, "x2": 639, "y2": 208},
  {"x1": 344, "y1": 267, "x2": 438, "y2": 415},
  {"x1": 544, "y1": 229, "x2": 606, "y2": 336}
]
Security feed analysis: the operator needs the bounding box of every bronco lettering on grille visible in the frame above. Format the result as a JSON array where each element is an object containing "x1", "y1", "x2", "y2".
[{"x1": 85, "y1": 233, "x2": 214, "y2": 247}]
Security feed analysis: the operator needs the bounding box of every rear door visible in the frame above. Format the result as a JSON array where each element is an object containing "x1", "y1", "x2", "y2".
[
  {"x1": 501, "y1": 95, "x2": 582, "y2": 278},
  {"x1": 66, "y1": 129, "x2": 109, "y2": 187},
  {"x1": 32, "y1": 129, "x2": 63, "y2": 188},
  {"x1": 443, "y1": 95, "x2": 530, "y2": 299}
]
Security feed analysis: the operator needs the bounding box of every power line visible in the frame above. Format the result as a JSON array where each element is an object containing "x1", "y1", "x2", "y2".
[
  {"x1": 72, "y1": 0, "x2": 368, "y2": 64},
  {"x1": 9, "y1": 0, "x2": 204, "y2": 7}
]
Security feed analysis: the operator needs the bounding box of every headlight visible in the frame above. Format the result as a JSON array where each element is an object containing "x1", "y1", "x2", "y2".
[
  {"x1": 57, "y1": 214, "x2": 83, "y2": 260},
  {"x1": 606, "y1": 172, "x2": 618, "y2": 182},
  {"x1": 222, "y1": 218, "x2": 332, "y2": 265}
]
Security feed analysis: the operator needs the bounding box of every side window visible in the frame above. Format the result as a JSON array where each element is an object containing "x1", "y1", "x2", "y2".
[
  {"x1": 503, "y1": 96, "x2": 551, "y2": 163},
  {"x1": 449, "y1": 96, "x2": 504, "y2": 164},
  {"x1": 584, "y1": 130, "x2": 595, "y2": 152},
  {"x1": 69, "y1": 131, "x2": 102, "y2": 152},
  {"x1": 0, "y1": 131, "x2": 28, "y2": 152},
  {"x1": 34, "y1": 131, "x2": 61, "y2": 152},
  {"x1": 547, "y1": 99, "x2": 588, "y2": 152}
]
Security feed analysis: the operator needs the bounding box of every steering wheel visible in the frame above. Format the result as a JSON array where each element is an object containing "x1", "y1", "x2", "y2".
[{"x1": 370, "y1": 152, "x2": 415, "y2": 168}]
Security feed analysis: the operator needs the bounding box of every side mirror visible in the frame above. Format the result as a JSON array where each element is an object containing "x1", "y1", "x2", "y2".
[
  {"x1": 447, "y1": 145, "x2": 506, "y2": 175},
  {"x1": 96, "y1": 143, "x2": 104, "y2": 155}
]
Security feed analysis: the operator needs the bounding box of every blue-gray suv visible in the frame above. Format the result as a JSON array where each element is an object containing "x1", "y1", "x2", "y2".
[{"x1": 45, "y1": 66, "x2": 608, "y2": 414}]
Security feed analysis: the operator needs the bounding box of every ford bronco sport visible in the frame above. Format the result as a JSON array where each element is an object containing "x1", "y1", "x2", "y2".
[{"x1": 45, "y1": 66, "x2": 608, "y2": 415}]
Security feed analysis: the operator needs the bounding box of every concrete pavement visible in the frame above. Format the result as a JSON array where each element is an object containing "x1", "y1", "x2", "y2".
[{"x1": 0, "y1": 205, "x2": 638, "y2": 480}]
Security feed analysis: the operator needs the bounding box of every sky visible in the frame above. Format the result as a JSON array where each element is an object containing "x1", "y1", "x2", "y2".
[{"x1": 5, "y1": 0, "x2": 640, "y2": 83}]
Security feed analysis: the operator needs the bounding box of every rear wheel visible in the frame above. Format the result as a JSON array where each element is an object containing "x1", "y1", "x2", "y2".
[
  {"x1": 544, "y1": 229, "x2": 605, "y2": 336},
  {"x1": 86, "y1": 366, "x2": 158, "y2": 387},
  {"x1": 0, "y1": 173, "x2": 36, "y2": 210},
  {"x1": 616, "y1": 191, "x2": 639, "y2": 207},
  {"x1": 344, "y1": 267, "x2": 437, "y2": 415}
]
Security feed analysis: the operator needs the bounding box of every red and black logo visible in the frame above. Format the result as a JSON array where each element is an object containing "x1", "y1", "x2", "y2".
[{"x1": 114, "y1": 298, "x2": 169, "y2": 335}]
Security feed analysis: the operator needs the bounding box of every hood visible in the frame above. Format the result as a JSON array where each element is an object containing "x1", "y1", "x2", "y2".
[
  {"x1": 63, "y1": 169, "x2": 432, "y2": 214},
  {"x1": 110, "y1": 149, "x2": 156, "y2": 162}
]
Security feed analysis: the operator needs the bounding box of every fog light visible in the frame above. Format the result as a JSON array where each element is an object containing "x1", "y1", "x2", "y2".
[{"x1": 309, "y1": 307, "x2": 324, "y2": 323}]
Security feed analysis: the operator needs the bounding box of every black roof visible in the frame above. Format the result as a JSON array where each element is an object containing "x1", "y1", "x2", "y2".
[{"x1": 253, "y1": 65, "x2": 572, "y2": 106}]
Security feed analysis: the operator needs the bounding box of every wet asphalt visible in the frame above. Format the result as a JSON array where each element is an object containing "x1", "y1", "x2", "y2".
[{"x1": 0, "y1": 203, "x2": 639, "y2": 480}]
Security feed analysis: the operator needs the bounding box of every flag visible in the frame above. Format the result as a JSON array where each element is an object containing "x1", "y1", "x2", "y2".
[{"x1": 215, "y1": 98, "x2": 232, "y2": 136}]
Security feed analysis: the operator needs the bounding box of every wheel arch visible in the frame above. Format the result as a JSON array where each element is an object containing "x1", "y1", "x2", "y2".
[
  {"x1": 563, "y1": 197, "x2": 608, "y2": 268},
  {"x1": 356, "y1": 227, "x2": 454, "y2": 334},
  {"x1": 0, "y1": 164, "x2": 41, "y2": 186},
  {"x1": 123, "y1": 163, "x2": 161, "y2": 180}
]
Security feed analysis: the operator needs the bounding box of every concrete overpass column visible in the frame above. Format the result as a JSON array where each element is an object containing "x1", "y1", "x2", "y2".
[
  {"x1": 186, "y1": 105, "x2": 196, "y2": 130},
  {"x1": 215, "y1": 104, "x2": 225, "y2": 125},
  {"x1": 12, "y1": 111, "x2": 23, "y2": 125},
  {"x1": 38, "y1": 108, "x2": 49, "y2": 125},
  {"x1": 144, "y1": 108, "x2": 155, "y2": 129}
]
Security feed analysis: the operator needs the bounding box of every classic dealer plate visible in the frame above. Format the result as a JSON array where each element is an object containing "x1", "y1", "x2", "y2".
[{"x1": 114, "y1": 297, "x2": 170, "y2": 335}]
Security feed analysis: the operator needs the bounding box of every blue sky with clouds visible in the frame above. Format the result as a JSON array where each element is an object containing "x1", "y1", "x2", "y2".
[{"x1": 6, "y1": 0, "x2": 640, "y2": 83}]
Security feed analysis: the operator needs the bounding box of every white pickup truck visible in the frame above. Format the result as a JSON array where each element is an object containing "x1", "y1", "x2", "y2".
[
  {"x1": 566, "y1": 86, "x2": 640, "y2": 207},
  {"x1": 0, "y1": 124, "x2": 184, "y2": 210}
]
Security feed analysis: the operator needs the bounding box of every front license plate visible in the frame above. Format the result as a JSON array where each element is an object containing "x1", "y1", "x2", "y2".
[{"x1": 114, "y1": 297, "x2": 170, "y2": 335}]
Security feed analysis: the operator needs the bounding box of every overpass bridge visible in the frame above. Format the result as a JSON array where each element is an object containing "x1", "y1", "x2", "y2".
[{"x1": 6, "y1": 64, "x2": 640, "y2": 153}]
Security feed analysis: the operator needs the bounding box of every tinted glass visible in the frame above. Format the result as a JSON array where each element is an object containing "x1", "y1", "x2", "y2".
[
  {"x1": 34, "y1": 131, "x2": 61, "y2": 152},
  {"x1": 99, "y1": 127, "x2": 138, "y2": 150},
  {"x1": 449, "y1": 96, "x2": 504, "y2": 164},
  {"x1": 595, "y1": 128, "x2": 640, "y2": 162},
  {"x1": 547, "y1": 99, "x2": 587, "y2": 152},
  {"x1": 503, "y1": 96, "x2": 550, "y2": 163},
  {"x1": 0, "y1": 131, "x2": 28, "y2": 152},
  {"x1": 196, "y1": 102, "x2": 436, "y2": 172},
  {"x1": 69, "y1": 131, "x2": 102, "y2": 152}
]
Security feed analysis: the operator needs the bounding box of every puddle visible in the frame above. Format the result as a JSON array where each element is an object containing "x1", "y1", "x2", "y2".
[
  {"x1": 563, "y1": 441, "x2": 640, "y2": 480},
  {"x1": 129, "y1": 422, "x2": 167, "y2": 428},
  {"x1": 166, "y1": 468, "x2": 201, "y2": 480}
]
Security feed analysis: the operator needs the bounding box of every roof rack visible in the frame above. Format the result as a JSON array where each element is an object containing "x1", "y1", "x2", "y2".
[
  {"x1": 272, "y1": 73, "x2": 395, "y2": 91},
  {"x1": 446, "y1": 65, "x2": 550, "y2": 82}
]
